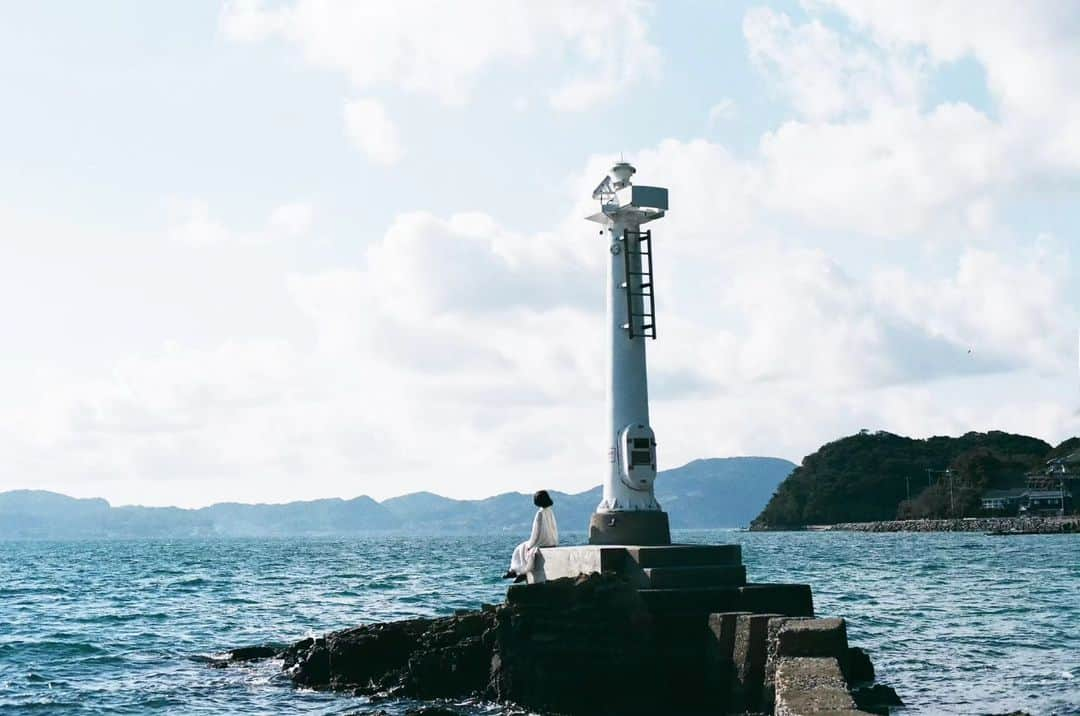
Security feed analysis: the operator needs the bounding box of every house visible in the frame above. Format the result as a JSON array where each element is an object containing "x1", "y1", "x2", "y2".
[
  {"x1": 1020, "y1": 489, "x2": 1072, "y2": 515},
  {"x1": 980, "y1": 487, "x2": 1073, "y2": 515},
  {"x1": 1026, "y1": 448, "x2": 1080, "y2": 490},
  {"x1": 980, "y1": 488, "x2": 1028, "y2": 512}
]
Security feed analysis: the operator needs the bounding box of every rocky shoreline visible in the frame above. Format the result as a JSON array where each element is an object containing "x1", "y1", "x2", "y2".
[{"x1": 798, "y1": 515, "x2": 1079, "y2": 534}]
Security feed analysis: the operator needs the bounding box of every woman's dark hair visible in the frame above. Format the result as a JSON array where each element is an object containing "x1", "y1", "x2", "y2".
[{"x1": 533, "y1": 490, "x2": 553, "y2": 508}]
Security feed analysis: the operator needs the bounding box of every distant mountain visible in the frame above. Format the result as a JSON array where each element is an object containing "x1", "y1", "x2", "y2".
[
  {"x1": 382, "y1": 458, "x2": 795, "y2": 533},
  {"x1": 751, "y1": 430, "x2": 1074, "y2": 529},
  {"x1": 0, "y1": 457, "x2": 794, "y2": 539}
]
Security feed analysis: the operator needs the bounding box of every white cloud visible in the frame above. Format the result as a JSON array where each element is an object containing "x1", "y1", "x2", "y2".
[
  {"x1": 268, "y1": 202, "x2": 314, "y2": 237},
  {"x1": 6, "y1": 6, "x2": 1080, "y2": 509},
  {"x1": 343, "y1": 98, "x2": 402, "y2": 165},
  {"x1": 871, "y1": 239, "x2": 1076, "y2": 375},
  {"x1": 758, "y1": 103, "x2": 1005, "y2": 237},
  {"x1": 4, "y1": 136, "x2": 1079, "y2": 506},
  {"x1": 167, "y1": 199, "x2": 315, "y2": 243},
  {"x1": 822, "y1": 0, "x2": 1080, "y2": 172},
  {"x1": 708, "y1": 98, "x2": 737, "y2": 125},
  {"x1": 221, "y1": 0, "x2": 659, "y2": 112},
  {"x1": 166, "y1": 199, "x2": 233, "y2": 245},
  {"x1": 744, "y1": 7, "x2": 923, "y2": 121},
  {"x1": 742, "y1": 3, "x2": 1080, "y2": 238}
]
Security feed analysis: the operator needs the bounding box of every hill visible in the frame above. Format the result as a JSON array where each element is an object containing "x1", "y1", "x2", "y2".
[
  {"x1": 751, "y1": 431, "x2": 1071, "y2": 529},
  {"x1": 0, "y1": 456, "x2": 794, "y2": 539}
]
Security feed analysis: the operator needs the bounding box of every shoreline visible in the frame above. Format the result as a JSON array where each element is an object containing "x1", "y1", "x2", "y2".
[{"x1": 755, "y1": 515, "x2": 1079, "y2": 534}]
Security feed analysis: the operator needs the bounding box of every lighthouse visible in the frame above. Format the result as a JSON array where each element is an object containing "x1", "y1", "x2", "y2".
[{"x1": 586, "y1": 162, "x2": 671, "y2": 545}]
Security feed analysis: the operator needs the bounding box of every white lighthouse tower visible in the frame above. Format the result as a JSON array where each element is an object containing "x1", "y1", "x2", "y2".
[{"x1": 586, "y1": 161, "x2": 671, "y2": 545}]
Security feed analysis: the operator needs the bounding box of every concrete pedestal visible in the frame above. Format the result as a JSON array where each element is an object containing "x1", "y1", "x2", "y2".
[
  {"x1": 527, "y1": 544, "x2": 813, "y2": 618},
  {"x1": 588, "y1": 510, "x2": 671, "y2": 545}
]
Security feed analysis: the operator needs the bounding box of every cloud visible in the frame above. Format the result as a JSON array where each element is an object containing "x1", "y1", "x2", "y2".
[
  {"x1": 166, "y1": 199, "x2": 315, "y2": 243},
  {"x1": 758, "y1": 103, "x2": 1005, "y2": 237},
  {"x1": 343, "y1": 98, "x2": 402, "y2": 165},
  {"x1": 742, "y1": 3, "x2": 1080, "y2": 237},
  {"x1": 871, "y1": 239, "x2": 1077, "y2": 374},
  {"x1": 708, "y1": 99, "x2": 737, "y2": 125},
  {"x1": 744, "y1": 7, "x2": 923, "y2": 121},
  {"x1": 365, "y1": 211, "x2": 595, "y2": 318},
  {"x1": 6, "y1": 6, "x2": 1080, "y2": 508},
  {"x1": 268, "y1": 202, "x2": 314, "y2": 236},
  {"x1": 221, "y1": 0, "x2": 659, "y2": 112},
  {"x1": 166, "y1": 199, "x2": 233, "y2": 244},
  {"x1": 5, "y1": 139, "x2": 1078, "y2": 506},
  {"x1": 818, "y1": 0, "x2": 1080, "y2": 172}
]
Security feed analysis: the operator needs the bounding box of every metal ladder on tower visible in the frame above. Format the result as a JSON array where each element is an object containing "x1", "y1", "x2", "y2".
[{"x1": 621, "y1": 228, "x2": 656, "y2": 339}]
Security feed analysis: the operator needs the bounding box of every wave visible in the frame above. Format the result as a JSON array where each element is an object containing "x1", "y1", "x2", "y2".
[{"x1": 0, "y1": 640, "x2": 108, "y2": 658}]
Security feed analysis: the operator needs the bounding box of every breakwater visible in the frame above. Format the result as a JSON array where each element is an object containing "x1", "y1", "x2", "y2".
[
  {"x1": 220, "y1": 572, "x2": 899, "y2": 715},
  {"x1": 804, "y1": 515, "x2": 1078, "y2": 534}
]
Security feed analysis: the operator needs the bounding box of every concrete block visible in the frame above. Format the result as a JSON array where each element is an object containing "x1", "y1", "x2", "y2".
[
  {"x1": 704, "y1": 611, "x2": 749, "y2": 708},
  {"x1": 763, "y1": 616, "x2": 809, "y2": 711},
  {"x1": 624, "y1": 544, "x2": 742, "y2": 568},
  {"x1": 731, "y1": 612, "x2": 781, "y2": 712},
  {"x1": 777, "y1": 617, "x2": 849, "y2": 658},
  {"x1": 707, "y1": 611, "x2": 748, "y2": 661},
  {"x1": 642, "y1": 564, "x2": 747, "y2": 588},
  {"x1": 531, "y1": 545, "x2": 745, "y2": 589},
  {"x1": 773, "y1": 656, "x2": 863, "y2": 716},
  {"x1": 588, "y1": 510, "x2": 671, "y2": 545},
  {"x1": 737, "y1": 583, "x2": 815, "y2": 617},
  {"x1": 529, "y1": 546, "x2": 627, "y2": 584},
  {"x1": 638, "y1": 586, "x2": 742, "y2": 614}
]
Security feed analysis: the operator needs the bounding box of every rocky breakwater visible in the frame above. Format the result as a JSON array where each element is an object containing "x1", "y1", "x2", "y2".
[
  {"x1": 812, "y1": 515, "x2": 1078, "y2": 534},
  {"x1": 216, "y1": 572, "x2": 899, "y2": 715}
]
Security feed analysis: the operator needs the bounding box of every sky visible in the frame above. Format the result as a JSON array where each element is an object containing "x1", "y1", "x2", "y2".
[{"x1": 1, "y1": 1, "x2": 1078, "y2": 508}]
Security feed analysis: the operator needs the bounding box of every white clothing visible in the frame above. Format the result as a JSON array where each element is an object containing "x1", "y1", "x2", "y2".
[{"x1": 509, "y1": 507, "x2": 559, "y2": 576}]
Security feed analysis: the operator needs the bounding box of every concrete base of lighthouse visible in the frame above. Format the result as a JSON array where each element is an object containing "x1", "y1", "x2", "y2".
[
  {"x1": 588, "y1": 510, "x2": 671, "y2": 545},
  {"x1": 524, "y1": 543, "x2": 814, "y2": 618}
]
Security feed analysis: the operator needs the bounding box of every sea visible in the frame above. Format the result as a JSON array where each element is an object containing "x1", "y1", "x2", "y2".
[{"x1": 0, "y1": 530, "x2": 1076, "y2": 715}]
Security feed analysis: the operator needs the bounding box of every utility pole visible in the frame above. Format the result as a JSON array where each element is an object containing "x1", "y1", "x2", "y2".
[
  {"x1": 948, "y1": 469, "x2": 955, "y2": 517},
  {"x1": 905, "y1": 474, "x2": 911, "y2": 501}
]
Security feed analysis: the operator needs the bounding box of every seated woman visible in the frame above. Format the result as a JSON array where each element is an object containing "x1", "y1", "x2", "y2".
[{"x1": 504, "y1": 490, "x2": 559, "y2": 583}]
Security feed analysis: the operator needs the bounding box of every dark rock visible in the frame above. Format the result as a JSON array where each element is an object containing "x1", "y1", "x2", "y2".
[
  {"x1": 282, "y1": 613, "x2": 497, "y2": 696},
  {"x1": 842, "y1": 646, "x2": 876, "y2": 684},
  {"x1": 852, "y1": 683, "x2": 903, "y2": 713},
  {"x1": 227, "y1": 645, "x2": 280, "y2": 662},
  {"x1": 206, "y1": 644, "x2": 282, "y2": 668}
]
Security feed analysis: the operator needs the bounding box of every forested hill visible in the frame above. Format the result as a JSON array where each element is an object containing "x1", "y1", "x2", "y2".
[{"x1": 751, "y1": 430, "x2": 1073, "y2": 529}]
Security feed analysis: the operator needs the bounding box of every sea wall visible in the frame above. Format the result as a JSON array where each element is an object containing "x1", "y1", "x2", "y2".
[{"x1": 808, "y1": 515, "x2": 1078, "y2": 534}]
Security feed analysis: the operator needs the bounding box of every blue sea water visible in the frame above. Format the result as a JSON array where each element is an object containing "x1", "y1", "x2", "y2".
[{"x1": 0, "y1": 530, "x2": 1076, "y2": 715}]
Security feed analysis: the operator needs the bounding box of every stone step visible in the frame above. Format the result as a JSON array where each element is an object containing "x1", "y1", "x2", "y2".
[
  {"x1": 624, "y1": 544, "x2": 742, "y2": 568},
  {"x1": 640, "y1": 585, "x2": 741, "y2": 614},
  {"x1": 642, "y1": 565, "x2": 747, "y2": 589},
  {"x1": 639, "y1": 583, "x2": 813, "y2": 617}
]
